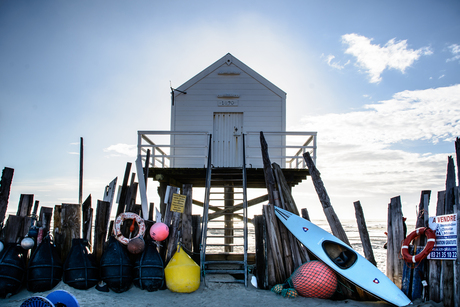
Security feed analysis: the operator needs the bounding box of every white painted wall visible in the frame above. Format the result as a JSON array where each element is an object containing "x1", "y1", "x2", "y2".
[{"x1": 170, "y1": 53, "x2": 286, "y2": 168}]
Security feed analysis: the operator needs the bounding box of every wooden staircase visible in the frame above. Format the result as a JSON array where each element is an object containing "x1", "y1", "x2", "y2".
[{"x1": 200, "y1": 136, "x2": 249, "y2": 286}]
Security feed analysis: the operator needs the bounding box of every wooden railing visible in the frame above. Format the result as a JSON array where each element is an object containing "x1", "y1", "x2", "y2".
[{"x1": 137, "y1": 130, "x2": 317, "y2": 169}]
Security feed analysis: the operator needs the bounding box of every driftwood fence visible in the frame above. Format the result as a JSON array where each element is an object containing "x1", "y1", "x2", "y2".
[
  {"x1": 255, "y1": 133, "x2": 460, "y2": 305},
  {"x1": 386, "y1": 138, "x2": 460, "y2": 307}
]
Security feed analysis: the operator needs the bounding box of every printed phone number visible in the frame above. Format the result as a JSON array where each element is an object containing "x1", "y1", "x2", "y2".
[{"x1": 430, "y1": 251, "x2": 457, "y2": 259}]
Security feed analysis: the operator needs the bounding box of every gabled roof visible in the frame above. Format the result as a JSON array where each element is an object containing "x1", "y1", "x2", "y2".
[{"x1": 175, "y1": 53, "x2": 286, "y2": 98}]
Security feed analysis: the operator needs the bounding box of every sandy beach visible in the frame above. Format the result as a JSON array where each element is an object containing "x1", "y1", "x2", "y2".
[{"x1": 2, "y1": 277, "x2": 443, "y2": 307}]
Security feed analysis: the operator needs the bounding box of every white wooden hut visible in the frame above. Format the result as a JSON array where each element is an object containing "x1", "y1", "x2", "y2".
[
  {"x1": 137, "y1": 53, "x2": 317, "y2": 287},
  {"x1": 170, "y1": 53, "x2": 286, "y2": 168}
]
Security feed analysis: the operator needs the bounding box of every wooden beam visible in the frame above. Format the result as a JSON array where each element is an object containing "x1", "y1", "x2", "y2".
[
  {"x1": 428, "y1": 191, "x2": 445, "y2": 302},
  {"x1": 442, "y1": 156, "x2": 456, "y2": 307},
  {"x1": 94, "y1": 200, "x2": 111, "y2": 264},
  {"x1": 82, "y1": 194, "x2": 92, "y2": 244},
  {"x1": 116, "y1": 163, "x2": 132, "y2": 217},
  {"x1": 386, "y1": 196, "x2": 405, "y2": 288},
  {"x1": 353, "y1": 200, "x2": 377, "y2": 266},
  {"x1": 182, "y1": 184, "x2": 193, "y2": 252},
  {"x1": 303, "y1": 152, "x2": 350, "y2": 246},
  {"x1": 60, "y1": 203, "x2": 81, "y2": 261},
  {"x1": 16, "y1": 194, "x2": 34, "y2": 218},
  {"x1": 0, "y1": 167, "x2": 14, "y2": 225}
]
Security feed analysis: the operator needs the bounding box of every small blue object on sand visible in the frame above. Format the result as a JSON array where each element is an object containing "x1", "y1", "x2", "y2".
[
  {"x1": 20, "y1": 296, "x2": 54, "y2": 307},
  {"x1": 46, "y1": 290, "x2": 80, "y2": 307}
]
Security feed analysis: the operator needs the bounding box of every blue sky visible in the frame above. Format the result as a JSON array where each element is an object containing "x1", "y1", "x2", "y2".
[{"x1": 1, "y1": 1, "x2": 459, "y2": 222}]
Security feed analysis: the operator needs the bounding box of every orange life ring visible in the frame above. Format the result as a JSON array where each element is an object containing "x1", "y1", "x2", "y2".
[
  {"x1": 113, "y1": 212, "x2": 145, "y2": 245},
  {"x1": 401, "y1": 227, "x2": 436, "y2": 263}
]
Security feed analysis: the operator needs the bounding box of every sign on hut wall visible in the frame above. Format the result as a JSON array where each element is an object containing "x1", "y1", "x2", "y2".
[
  {"x1": 170, "y1": 193, "x2": 187, "y2": 213},
  {"x1": 428, "y1": 213, "x2": 457, "y2": 260}
]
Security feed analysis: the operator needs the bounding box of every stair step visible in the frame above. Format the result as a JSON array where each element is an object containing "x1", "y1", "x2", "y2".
[
  {"x1": 204, "y1": 260, "x2": 244, "y2": 265},
  {"x1": 205, "y1": 269, "x2": 245, "y2": 274},
  {"x1": 206, "y1": 243, "x2": 244, "y2": 247}
]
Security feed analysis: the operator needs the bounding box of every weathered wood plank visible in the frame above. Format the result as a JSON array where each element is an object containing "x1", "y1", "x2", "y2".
[
  {"x1": 415, "y1": 191, "x2": 431, "y2": 246},
  {"x1": 0, "y1": 167, "x2": 14, "y2": 225},
  {"x1": 82, "y1": 194, "x2": 92, "y2": 243},
  {"x1": 116, "y1": 163, "x2": 132, "y2": 217},
  {"x1": 386, "y1": 196, "x2": 405, "y2": 288},
  {"x1": 17, "y1": 194, "x2": 34, "y2": 218},
  {"x1": 182, "y1": 184, "x2": 193, "y2": 252},
  {"x1": 94, "y1": 200, "x2": 111, "y2": 263},
  {"x1": 428, "y1": 191, "x2": 445, "y2": 302},
  {"x1": 103, "y1": 177, "x2": 118, "y2": 213},
  {"x1": 353, "y1": 201, "x2": 377, "y2": 266},
  {"x1": 272, "y1": 163, "x2": 299, "y2": 215},
  {"x1": 38, "y1": 206, "x2": 53, "y2": 233},
  {"x1": 253, "y1": 215, "x2": 267, "y2": 289},
  {"x1": 455, "y1": 186, "x2": 460, "y2": 307},
  {"x1": 1, "y1": 215, "x2": 23, "y2": 243},
  {"x1": 302, "y1": 152, "x2": 350, "y2": 246},
  {"x1": 191, "y1": 214, "x2": 202, "y2": 265},
  {"x1": 60, "y1": 203, "x2": 81, "y2": 262},
  {"x1": 442, "y1": 156, "x2": 456, "y2": 307},
  {"x1": 262, "y1": 206, "x2": 277, "y2": 287}
]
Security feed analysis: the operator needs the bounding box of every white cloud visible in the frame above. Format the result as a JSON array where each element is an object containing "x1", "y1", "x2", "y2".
[
  {"x1": 104, "y1": 143, "x2": 137, "y2": 157},
  {"x1": 342, "y1": 34, "x2": 432, "y2": 83},
  {"x1": 295, "y1": 84, "x2": 459, "y2": 218},
  {"x1": 446, "y1": 44, "x2": 460, "y2": 62},
  {"x1": 323, "y1": 54, "x2": 350, "y2": 70}
]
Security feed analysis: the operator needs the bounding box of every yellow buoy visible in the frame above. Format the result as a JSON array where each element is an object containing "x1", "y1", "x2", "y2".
[{"x1": 164, "y1": 244, "x2": 200, "y2": 293}]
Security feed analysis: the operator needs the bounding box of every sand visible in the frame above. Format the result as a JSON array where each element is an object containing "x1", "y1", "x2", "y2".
[{"x1": 1, "y1": 276, "x2": 443, "y2": 307}]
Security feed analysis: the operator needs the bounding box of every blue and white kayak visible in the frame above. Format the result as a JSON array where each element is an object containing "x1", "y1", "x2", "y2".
[{"x1": 274, "y1": 206, "x2": 411, "y2": 307}]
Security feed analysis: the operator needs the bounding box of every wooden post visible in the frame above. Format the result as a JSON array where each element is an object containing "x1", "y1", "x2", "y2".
[
  {"x1": 387, "y1": 196, "x2": 405, "y2": 288},
  {"x1": 262, "y1": 205, "x2": 277, "y2": 286},
  {"x1": 53, "y1": 205, "x2": 62, "y2": 253},
  {"x1": 182, "y1": 184, "x2": 193, "y2": 253},
  {"x1": 144, "y1": 149, "x2": 150, "y2": 186},
  {"x1": 428, "y1": 191, "x2": 445, "y2": 302},
  {"x1": 60, "y1": 203, "x2": 81, "y2": 262},
  {"x1": 158, "y1": 182, "x2": 168, "y2": 217},
  {"x1": 94, "y1": 200, "x2": 111, "y2": 263},
  {"x1": 260, "y1": 132, "x2": 276, "y2": 205},
  {"x1": 191, "y1": 215, "x2": 202, "y2": 265},
  {"x1": 38, "y1": 207, "x2": 53, "y2": 233},
  {"x1": 254, "y1": 214, "x2": 267, "y2": 289},
  {"x1": 455, "y1": 186, "x2": 460, "y2": 307},
  {"x1": 303, "y1": 152, "x2": 350, "y2": 246},
  {"x1": 116, "y1": 163, "x2": 132, "y2": 217},
  {"x1": 0, "y1": 167, "x2": 14, "y2": 225},
  {"x1": 301, "y1": 208, "x2": 310, "y2": 221},
  {"x1": 353, "y1": 201, "x2": 377, "y2": 266},
  {"x1": 16, "y1": 194, "x2": 34, "y2": 217},
  {"x1": 1, "y1": 215, "x2": 23, "y2": 243},
  {"x1": 82, "y1": 195, "x2": 92, "y2": 246},
  {"x1": 103, "y1": 177, "x2": 118, "y2": 214},
  {"x1": 272, "y1": 163, "x2": 299, "y2": 215},
  {"x1": 442, "y1": 156, "x2": 456, "y2": 307},
  {"x1": 79, "y1": 137, "x2": 83, "y2": 205}
]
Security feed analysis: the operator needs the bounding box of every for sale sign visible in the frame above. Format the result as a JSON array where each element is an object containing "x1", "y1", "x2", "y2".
[{"x1": 428, "y1": 213, "x2": 457, "y2": 260}]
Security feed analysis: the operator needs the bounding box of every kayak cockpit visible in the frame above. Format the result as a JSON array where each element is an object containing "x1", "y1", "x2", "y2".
[{"x1": 322, "y1": 240, "x2": 357, "y2": 270}]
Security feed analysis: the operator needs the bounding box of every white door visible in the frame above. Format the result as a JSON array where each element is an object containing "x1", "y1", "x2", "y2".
[{"x1": 212, "y1": 112, "x2": 243, "y2": 167}]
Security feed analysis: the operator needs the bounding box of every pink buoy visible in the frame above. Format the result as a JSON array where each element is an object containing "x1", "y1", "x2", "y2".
[{"x1": 150, "y1": 222, "x2": 169, "y2": 241}]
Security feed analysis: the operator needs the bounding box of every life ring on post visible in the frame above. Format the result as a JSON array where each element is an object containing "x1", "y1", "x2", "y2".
[
  {"x1": 401, "y1": 227, "x2": 436, "y2": 263},
  {"x1": 113, "y1": 212, "x2": 145, "y2": 245}
]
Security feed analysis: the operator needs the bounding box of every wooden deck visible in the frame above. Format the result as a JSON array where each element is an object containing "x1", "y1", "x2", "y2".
[{"x1": 148, "y1": 167, "x2": 309, "y2": 188}]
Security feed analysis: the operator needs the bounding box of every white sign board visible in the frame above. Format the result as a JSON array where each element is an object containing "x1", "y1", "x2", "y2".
[{"x1": 428, "y1": 213, "x2": 457, "y2": 260}]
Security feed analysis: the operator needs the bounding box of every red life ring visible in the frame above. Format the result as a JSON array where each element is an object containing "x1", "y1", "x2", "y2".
[
  {"x1": 401, "y1": 227, "x2": 436, "y2": 263},
  {"x1": 113, "y1": 212, "x2": 145, "y2": 245}
]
